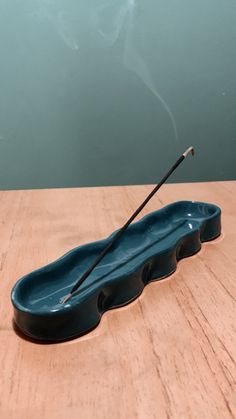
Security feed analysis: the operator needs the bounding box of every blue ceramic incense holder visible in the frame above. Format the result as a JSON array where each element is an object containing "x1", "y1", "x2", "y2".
[{"x1": 11, "y1": 200, "x2": 221, "y2": 342}]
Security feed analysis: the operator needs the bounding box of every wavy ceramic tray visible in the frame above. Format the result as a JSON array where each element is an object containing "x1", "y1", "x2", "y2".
[{"x1": 11, "y1": 200, "x2": 221, "y2": 342}]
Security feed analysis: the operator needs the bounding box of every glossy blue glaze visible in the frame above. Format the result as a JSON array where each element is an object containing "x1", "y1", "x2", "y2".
[{"x1": 11, "y1": 201, "x2": 221, "y2": 342}]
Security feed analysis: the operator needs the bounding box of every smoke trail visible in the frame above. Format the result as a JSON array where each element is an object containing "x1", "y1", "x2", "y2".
[
  {"x1": 93, "y1": 0, "x2": 179, "y2": 143},
  {"x1": 32, "y1": 0, "x2": 179, "y2": 143},
  {"x1": 123, "y1": 1, "x2": 179, "y2": 144}
]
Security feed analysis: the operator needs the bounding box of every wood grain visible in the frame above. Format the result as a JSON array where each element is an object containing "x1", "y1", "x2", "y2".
[{"x1": 0, "y1": 181, "x2": 235, "y2": 419}]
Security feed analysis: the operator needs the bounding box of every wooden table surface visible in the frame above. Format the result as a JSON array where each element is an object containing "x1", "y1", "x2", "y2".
[{"x1": 0, "y1": 181, "x2": 235, "y2": 419}]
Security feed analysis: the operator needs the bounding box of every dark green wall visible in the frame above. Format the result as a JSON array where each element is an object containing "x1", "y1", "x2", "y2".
[{"x1": 0, "y1": 1, "x2": 235, "y2": 190}]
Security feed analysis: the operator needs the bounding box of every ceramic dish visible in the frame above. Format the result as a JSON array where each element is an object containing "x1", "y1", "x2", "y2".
[{"x1": 11, "y1": 200, "x2": 221, "y2": 342}]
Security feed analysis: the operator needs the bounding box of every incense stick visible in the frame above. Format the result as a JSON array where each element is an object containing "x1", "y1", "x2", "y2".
[{"x1": 60, "y1": 146, "x2": 194, "y2": 304}]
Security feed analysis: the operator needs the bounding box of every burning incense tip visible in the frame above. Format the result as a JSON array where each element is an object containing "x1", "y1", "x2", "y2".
[{"x1": 183, "y1": 146, "x2": 194, "y2": 158}]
